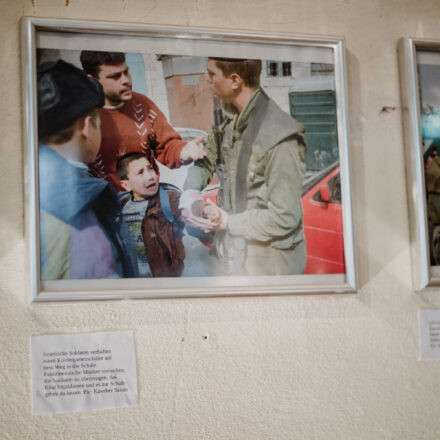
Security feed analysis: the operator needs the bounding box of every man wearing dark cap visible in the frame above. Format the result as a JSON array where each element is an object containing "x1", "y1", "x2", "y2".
[
  {"x1": 38, "y1": 59, "x2": 137, "y2": 280},
  {"x1": 183, "y1": 57, "x2": 307, "y2": 276},
  {"x1": 80, "y1": 51, "x2": 206, "y2": 191}
]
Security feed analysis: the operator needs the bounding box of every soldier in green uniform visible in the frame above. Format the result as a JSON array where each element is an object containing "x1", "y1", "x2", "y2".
[{"x1": 183, "y1": 57, "x2": 307, "y2": 276}]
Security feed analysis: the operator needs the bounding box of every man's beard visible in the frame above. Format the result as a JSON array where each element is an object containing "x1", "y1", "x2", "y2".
[{"x1": 107, "y1": 88, "x2": 132, "y2": 105}]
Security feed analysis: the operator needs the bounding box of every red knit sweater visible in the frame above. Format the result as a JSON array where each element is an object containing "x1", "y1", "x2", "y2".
[{"x1": 89, "y1": 92, "x2": 185, "y2": 191}]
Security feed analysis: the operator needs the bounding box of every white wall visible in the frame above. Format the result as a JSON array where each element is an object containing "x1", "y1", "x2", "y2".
[
  {"x1": 2, "y1": 0, "x2": 440, "y2": 438},
  {"x1": 143, "y1": 53, "x2": 170, "y2": 120}
]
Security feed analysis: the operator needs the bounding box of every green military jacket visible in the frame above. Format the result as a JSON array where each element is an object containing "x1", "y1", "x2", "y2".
[
  {"x1": 426, "y1": 156, "x2": 440, "y2": 226},
  {"x1": 185, "y1": 88, "x2": 307, "y2": 275}
]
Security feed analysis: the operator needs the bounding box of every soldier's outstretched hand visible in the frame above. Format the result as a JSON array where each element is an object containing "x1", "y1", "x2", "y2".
[{"x1": 202, "y1": 200, "x2": 228, "y2": 231}]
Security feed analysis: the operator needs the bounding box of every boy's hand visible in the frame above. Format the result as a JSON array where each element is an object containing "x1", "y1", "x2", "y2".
[
  {"x1": 182, "y1": 208, "x2": 214, "y2": 233},
  {"x1": 180, "y1": 135, "x2": 206, "y2": 163}
]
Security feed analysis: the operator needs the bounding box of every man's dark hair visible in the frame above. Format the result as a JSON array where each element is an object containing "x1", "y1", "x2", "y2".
[
  {"x1": 116, "y1": 151, "x2": 159, "y2": 182},
  {"x1": 80, "y1": 51, "x2": 126, "y2": 77},
  {"x1": 210, "y1": 58, "x2": 262, "y2": 88}
]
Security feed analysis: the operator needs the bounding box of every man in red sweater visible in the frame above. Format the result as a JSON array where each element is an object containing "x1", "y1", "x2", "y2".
[{"x1": 80, "y1": 51, "x2": 205, "y2": 191}]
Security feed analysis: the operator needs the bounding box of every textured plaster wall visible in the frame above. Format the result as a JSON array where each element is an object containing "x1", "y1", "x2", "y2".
[{"x1": 2, "y1": 0, "x2": 440, "y2": 439}]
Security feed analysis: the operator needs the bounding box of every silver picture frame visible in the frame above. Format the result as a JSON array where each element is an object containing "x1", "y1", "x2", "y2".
[
  {"x1": 22, "y1": 17, "x2": 356, "y2": 301},
  {"x1": 399, "y1": 37, "x2": 440, "y2": 289}
]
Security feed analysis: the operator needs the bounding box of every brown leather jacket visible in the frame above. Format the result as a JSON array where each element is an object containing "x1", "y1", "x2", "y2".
[{"x1": 122, "y1": 188, "x2": 185, "y2": 277}]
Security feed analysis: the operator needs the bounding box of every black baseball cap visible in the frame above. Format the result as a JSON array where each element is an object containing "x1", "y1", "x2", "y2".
[{"x1": 37, "y1": 59, "x2": 104, "y2": 137}]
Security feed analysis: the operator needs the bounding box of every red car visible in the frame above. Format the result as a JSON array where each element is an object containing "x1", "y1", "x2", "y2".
[{"x1": 301, "y1": 162, "x2": 345, "y2": 274}]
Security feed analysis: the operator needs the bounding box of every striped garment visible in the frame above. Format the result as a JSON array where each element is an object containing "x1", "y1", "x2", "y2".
[{"x1": 89, "y1": 92, "x2": 186, "y2": 191}]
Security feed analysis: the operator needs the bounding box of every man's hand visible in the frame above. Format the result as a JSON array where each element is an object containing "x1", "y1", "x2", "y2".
[
  {"x1": 182, "y1": 201, "x2": 228, "y2": 232},
  {"x1": 180, "y1": 135, "x2": 206, "y2": 164},
  {"x1": 203, "y1": 200, "x2": 228, "y2": 231}
]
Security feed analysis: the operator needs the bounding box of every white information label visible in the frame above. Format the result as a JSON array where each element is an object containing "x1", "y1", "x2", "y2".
[
  {"x1": 31, "y1": 331, "x2": 138, "y2": 415},
  {"x1": 419, "y1": 310, "x2": 440, "y2": 360}
]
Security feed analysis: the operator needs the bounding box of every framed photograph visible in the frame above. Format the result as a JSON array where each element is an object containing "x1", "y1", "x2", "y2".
[
  {"x1": 399, "y1": 37, "x2": 440, "y2": 289},
  {"x1": 22, "y1": 17, "x2": 356, "y2": 301}
]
